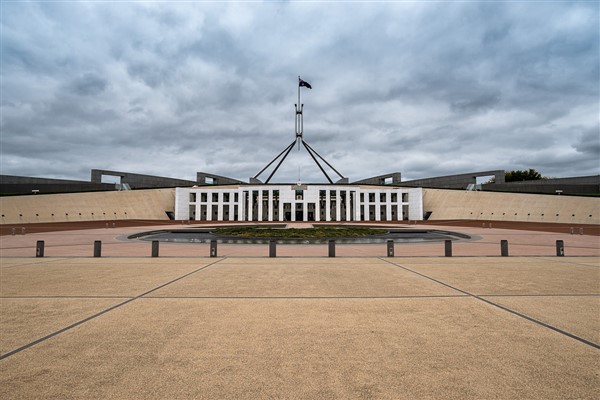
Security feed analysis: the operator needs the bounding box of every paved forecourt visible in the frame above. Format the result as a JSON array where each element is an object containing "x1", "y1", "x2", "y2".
[
  {"x1": 1, "y1": 256, "x2": 598, "y2": 399},
  {"x1": 1, "y1": 222, "x2": 599, "y2": 258}
]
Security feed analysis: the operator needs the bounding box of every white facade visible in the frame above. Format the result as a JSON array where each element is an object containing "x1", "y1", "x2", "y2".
[{"x1": 175, "y1": 185, "x2": 423, "y2": 222}]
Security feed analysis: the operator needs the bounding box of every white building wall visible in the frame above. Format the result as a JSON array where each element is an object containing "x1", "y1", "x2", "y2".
[
  {"x1": 408, "y1": 187, "x2": 424, "y2": 220},
  {"x1": 175, "y1": 185, "x2": 423, "y2": 222},
  {"x1": 174, "y1": 187, "x2": 190, "y2": 220}
]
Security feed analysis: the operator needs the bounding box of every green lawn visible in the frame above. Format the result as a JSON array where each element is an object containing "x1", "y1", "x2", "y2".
[{"x1": 213, "y1": 226, "x2": 388, "y2": 238}]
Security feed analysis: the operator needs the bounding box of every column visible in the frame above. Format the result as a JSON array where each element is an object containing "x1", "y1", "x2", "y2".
[
  {"x1": 217, "y1": 192, "x2": 224, "y2": 221},
  {"x1": 325, "y1": 191, "x2": 331, "y2": 221},
  {"x1": 345, "y1": 190, "x2": 351, "y2": 221},
  {"x1": 207, "y1": 194, "x2": 213, "y2": 221},
  {"x1": 239, "y1": 191, "x2": 245, "y2": 221},
  {"x1": 268, "y1": 190, "x2": 274, "y2": 221},
  {"x1": 315, "y1": 198, "x2": 321, "y2": 222},
  {"x1": 386, "y1": 192, "x2": 392, "y2": 221},
  {"x1": 247, "y1": 191, "x2": 253, "y2": 221},
  {"x1": 257, "y1": 190, "x2": 263, "y2": 221},
  {"x1": 195, "y1": 203, "x2": 201, "y2": 221},
  {"x1": 335, "y1": 190, "x2": 341, "y2": 221},
  {"x1": 354, "y1": 191, "x2": 361, "y2": 221}
]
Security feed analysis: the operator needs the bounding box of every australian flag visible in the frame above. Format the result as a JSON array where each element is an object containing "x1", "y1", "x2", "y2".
[{"x1": 299, "y1": 78, "x2": 312, "y2": 89}]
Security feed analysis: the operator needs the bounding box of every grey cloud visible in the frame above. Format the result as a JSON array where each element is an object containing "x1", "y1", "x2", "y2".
[
  {"x1": 1, "y1": 1, "x2": 598, "y2": 183},
  {"x1": 450, "y1": 92, "x2": 501, "y2": 113},
  {"x1": 573, "y1": 127, "x2": 600, "y2": 155},
  {"x1": 70, "y1": 73, "x2": 108, "y2": 96}
]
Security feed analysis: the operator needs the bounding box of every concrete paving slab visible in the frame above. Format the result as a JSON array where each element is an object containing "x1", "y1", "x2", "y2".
[
  {"x1": 0, "y1": 298, "x2": 123, "y2": 354},
  {"x1": 394, "y1": 257, "x2": 600, "y2": 295},
  {"x1": 481, "y1": 295, "x2": 600, "y2": 344},
  {"x1": 0, "y1": 297, "x2": 597, "y2": 400},
  {"x1": 0, "y1": 258, "x2": 214, "y2": 297},
  {"x1": 1, "y1": 222, "x2": 598, "y2": 257},
  {"x1": 150, "y1": 258, "x2": 459, "y2": 297},
  {"x1": 1, "y1": 256, "x2": 598, "y2": 399}
]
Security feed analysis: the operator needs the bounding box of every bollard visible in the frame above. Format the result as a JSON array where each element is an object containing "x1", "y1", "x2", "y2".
[
  {"x1": 387, "y1": 239, "x2": 394, "y2": 257},
  {"x1": 328, "y1": 239, "x2": 336, "y2": 257},
  {"x1": 21, "y1": 227, "x2": 26, "y2": 235},
  {"x1": 482, "y1": 223, "x2": 486, "y2": 228},
  {"x1": 556, "y1": 240, "x2": 564, "y2": 257},
  {"x1": 210, "y1": 240, "x2": 218, "y2": 257},
  {"x1": 151, "y1": 240, "x2": 159, "y2": 257},
  {"x1": 579, "y1": 228, "x2": 583, "y2": 235},
  {"x1": 36, "y1": 240, "x2": 45, "y2": 257},
  {"x1": 94, "y1": 240, "x2": 102, "y2": 257},
  {"x1": 269, "y1": 240, "x2": 276, "y2": 258},
  {"x1": 11, "y1": 228, "x2": 15, "y2": 236},
  {"x1": 501, "y1": 240, "x2": 509, "y2": 257},
  {"x1": 489, "y1": 223, "x2": 492, "y2": 229},
  {"x1": 105, "y1": 223, "x2": 109, "y2": 229},
  {"x1": 444, "y1": 240, "x2": 452, "y2": 257},
  {"x1": 112, "y1": 223, "x2": 116, "y2": 229}
]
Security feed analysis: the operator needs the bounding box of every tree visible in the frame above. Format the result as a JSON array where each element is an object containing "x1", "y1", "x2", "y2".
[{"x1": 505, "y1": 169, "x2": 544, "y2": 182}]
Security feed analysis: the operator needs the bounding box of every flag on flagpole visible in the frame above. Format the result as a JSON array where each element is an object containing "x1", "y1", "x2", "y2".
[{"x1": 299, "y1": 78, "x2": 312, "y2": 89}]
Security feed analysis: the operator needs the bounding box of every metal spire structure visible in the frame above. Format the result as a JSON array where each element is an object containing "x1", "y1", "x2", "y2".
[{"x1": 252, "y1": 77, "x2": 348, "y2": 184}]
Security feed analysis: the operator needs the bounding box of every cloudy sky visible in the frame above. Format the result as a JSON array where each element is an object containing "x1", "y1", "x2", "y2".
[{"x1": 1, "y1": 1, "x2": 598, "y2": 184}]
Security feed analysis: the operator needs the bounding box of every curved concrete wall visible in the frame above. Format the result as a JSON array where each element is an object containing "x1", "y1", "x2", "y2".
[
  {"x1": 423, "y1": 189, "x2": 599, "y2": 225},
  {"x1": 1, "y1": 187, "x2": 598, "y2": 226},
  {"x1": 0, "y1": 189, "x2": 175, "y2": 225}
]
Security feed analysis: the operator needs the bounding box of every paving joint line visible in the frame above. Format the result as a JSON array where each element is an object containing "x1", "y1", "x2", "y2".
[
  {"x1": 478, "y1": 293, "x2": 600, "y2": 297},
  {"x1": 0, "y1": 258, "x2": 68, "y2": 269},
  {"x1": 535, "y1": 257, "x2": 600, "y2": 269},
  {"x1": 0, "y1": 258, "x2": 225, "y2": 361},
  {"x1": 1, "y1": 295, "x2": 135, "y2": 299},
  {"x1": 379, "y1": 257, "x2": 600, "y2": 350},
  {"x1": 140, "y1": 294, "x2": 470, "y2": 299}
]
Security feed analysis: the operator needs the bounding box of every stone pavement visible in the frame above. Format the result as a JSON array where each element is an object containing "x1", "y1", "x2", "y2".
[
  {"x1": 1, "y1": 255, "x2": 599, "y2": 399},
  {"x1": 1, "y1": 222, "x2": 599, "y2": 257}
]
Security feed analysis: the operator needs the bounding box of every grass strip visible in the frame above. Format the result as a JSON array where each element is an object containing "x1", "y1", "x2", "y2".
[{"x1": 213, "y1": 226, "x2": 388, "y2": 239}]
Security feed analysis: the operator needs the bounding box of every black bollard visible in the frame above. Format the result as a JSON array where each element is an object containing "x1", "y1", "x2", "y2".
[
  {"x1": 444, "y1": 240, "x2": 452, "y2": 257},
  {"x1": 387, "y1": 239, "x2": 394, "y2": 257},
  {"x1": 501, "y1": 240, "x2": 509, "y2": 257},
  {"x1": 556, "y1": 240, "x2": 564, "y2": 257},
  {"x1": 269, "y1": 240, "x2": 276, "y2": 258},
  {"x1": 151, "y1": 240, "x2": 159, "y2": 257},
  {"x1": 210, "y1": 240, "x2": 218, "y2": 257},
  {"x1": 328, "y1": 239, "x2": 335, "y2": 257},
  {"x1": 36, "y1": 240, "x2": 45, "y2": 258},
  {"x1": 94, "y1": 240, "x2": 102, "y2": 257}
]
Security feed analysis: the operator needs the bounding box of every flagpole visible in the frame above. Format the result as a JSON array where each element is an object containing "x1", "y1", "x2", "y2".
[
  {"x1": 253, "y1": 76, "x2": 348, "y2": 184},
  {"x1": 298, "y1": 76, "x2": 301, "y2": 114},
  {"x1": 297, "y1": 76, "x2": 302, "y2": 150}
]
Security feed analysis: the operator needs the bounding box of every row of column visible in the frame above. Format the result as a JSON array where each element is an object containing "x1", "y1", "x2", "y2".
[{"x1": 191, "y1": 189, "x2": 410, "y2": 222}]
